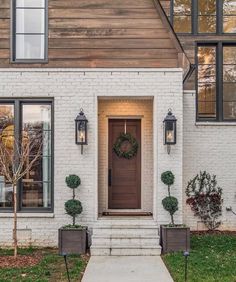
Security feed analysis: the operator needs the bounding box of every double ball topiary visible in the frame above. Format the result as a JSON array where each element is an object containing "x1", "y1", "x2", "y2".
[
  {"x1": 161, "y1": 171, "x2": 178, "y2": 226},
  {"x1": 65, "y1": 174, "x2": 82, "y2": 227}
]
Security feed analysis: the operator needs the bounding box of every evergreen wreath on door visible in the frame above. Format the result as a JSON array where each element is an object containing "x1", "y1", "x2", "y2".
[{"x1": 113, "y1": 132, "x2": 139, "y2": 159}]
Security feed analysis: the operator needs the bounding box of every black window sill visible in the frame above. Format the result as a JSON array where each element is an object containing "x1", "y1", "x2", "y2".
[
  {"x1": 196, "y1": 121, "x2": 236, "y2": 126},
  {"x1": 0, "y1": 212, "x2": 54, "y2": 218}
]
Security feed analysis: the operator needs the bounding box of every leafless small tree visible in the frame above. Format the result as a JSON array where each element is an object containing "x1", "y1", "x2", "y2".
[{"x1": 0, "y1": 127, "x2": 44, "y2": 257}]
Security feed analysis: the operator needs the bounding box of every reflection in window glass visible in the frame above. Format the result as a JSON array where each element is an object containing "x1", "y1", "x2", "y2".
[
  {"x1": 13, "y1": 0, "x2": 46, "y2": 61},
  {"x1": 22, "y1": 104, "x2": 51, "y2": 208},
  {"x1": 16, "y1": 9, "x2": 45, "y2": 34},
  {"x1": 16, "y1": 0, "x2": 45, "y2": 8},
  {"x1": 197, "y1": 46, "x2": 216, "y2": 118},
  {"x1": 173, "y1": 0, "x2": 192, "y2": 33},
  {"x1": 223, "y1": 47, "x2": 236, "y2": 119},
  {"x1": 223, "y1": 0, "x2": 236, "y2": 33},
  {"x1": 198, "y1": 0, "x2": 216, "y2": 33},
  {"x1": 16, "y1": 35, "x2": 45, "y2": 60},
  {"x1": 0, "y1": 104, "x2": 14, "y2": 208}
]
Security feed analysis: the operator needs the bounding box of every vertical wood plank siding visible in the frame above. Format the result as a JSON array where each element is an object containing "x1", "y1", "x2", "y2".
[{"x1": 0, "y1": 0, "x2": 180, "y2": 68}]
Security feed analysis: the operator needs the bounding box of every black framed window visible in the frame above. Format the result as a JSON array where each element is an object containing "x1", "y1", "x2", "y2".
[
  {"x1": 0, "y1": 100, "x2": 53, "y2": 211},
  {"x1": 223, "y1": 0, "x2": 236, "y2": 33},
  {"x1": 172, "y1": 0, "x2": 192, "y2": 33},
  {"x1": 12, "y1": 0, "x2": 48, "y2": 62},
  {"x1": 197, "y1": 43, "x2": 236, "y2": 121},
  {"x1": 198, "y1": 0, "x2": 216, "y2": 33},
  {"x1": 171, "y1": 0, "x2": 236, "y2": 34}
]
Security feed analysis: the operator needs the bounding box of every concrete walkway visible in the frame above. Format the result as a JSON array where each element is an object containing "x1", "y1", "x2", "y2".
[{"x1": 82, "y1": 256, "x2": 173, "y2": 282}]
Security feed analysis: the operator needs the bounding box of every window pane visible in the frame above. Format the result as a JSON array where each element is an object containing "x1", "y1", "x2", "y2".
[
  {"x1": 223, "y1": 16, "x2": 236, "y2": 32},
  {"x1": 23, "y1": 104, "x2": 51, "y2": 131},
  {"x1": 0, "y1": 104, "x2": 14, "y2": 208},
  {"x1": 173, "y1": 16, "x2": 191, "y2": 32},
  {"x1": 198, "y1": 65, "x2": 216, "y2": 82},
  {"x1": 198, "y1": 83, "x2": 216, "y2": 101},
  {"x1": 16, "y1": 9, "x2": 45, "y2": 34},
  {"x1": 198, "y1": 16, "x2": 216, "y2": 33},
  {"x1": 224, "y1": 102, "x2": 236, "y2": 119},
  {"x1": 223, "y1": 83, "x2": 236, "y2": 101},
  {"x1": 223, "y1": 65, "x2": 236, "y2": 82},
  {"x1": 173, "y1": 0, "x2": 191, "y2": 14},
  {"x1": 173, "y1": 0, "x2": 192, "y2": 33},
  {"x1": 16, "y1": 0, "x2": 45, "y2": 8},
  {"x1": 198, "y1": 0, "x2": 216, "y2": 15},
  {"x1": 223, "y1": 0, "x2": 236, "y2": 15},
  {"x1": 21, "y1": 182, "x2": 51, "y2": 208},
  {"x1": 223, "y1": 46, "x2": 236, "y2": 64},
  {"x1": 21, "y1": 104, "x2": 52, "y2": 209},
  {"x1": 198, "y1": 102, "x2": 216, "y2": 117},
  {"x1": 198, "y1": 46, "x2": 216, "y2": 64},
  {"x1": 16, "y1": 34, "x2": 45, "y2": 59},
  {"x1": 23, "y1": 156, "x2": 51, "y2": 182}
]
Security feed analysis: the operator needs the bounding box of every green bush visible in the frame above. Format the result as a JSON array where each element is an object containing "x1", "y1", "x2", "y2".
[
  {"x1": 65, "y1": 175, "x2": 81, "y2": 189},
  {"x1": 65, "y1": 199, "x2": 83, "y2": 218},
  {"x1": 161, "y1": 171, "x2": 175, "y2": 186},
  {"x1": 64, "y1": 174, "x2": 82, "y2": 226},
  {"x1": 161, "y1": 171, "x2": 178, "y2": 225},
  {"x1": 186, "y1": 171, "x2": 223, "y2": 230},
  {"x1": 162, "y1": 196, "x2": 178, "y2": 225}
]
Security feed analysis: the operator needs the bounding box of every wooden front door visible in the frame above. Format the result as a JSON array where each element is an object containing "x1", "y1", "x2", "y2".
[{"x1": 108, "y1": 119, "x2": 141, "y2": 209}]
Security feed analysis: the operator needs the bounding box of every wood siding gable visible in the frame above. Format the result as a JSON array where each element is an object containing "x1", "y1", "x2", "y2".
[{"x1": 0, "y1": 0, "x2": 189, "y2": 71}]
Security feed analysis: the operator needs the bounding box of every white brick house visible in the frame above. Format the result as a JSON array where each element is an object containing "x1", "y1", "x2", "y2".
[{"x1": 0, "y1": 0, "x2": 235, "y2": 253}]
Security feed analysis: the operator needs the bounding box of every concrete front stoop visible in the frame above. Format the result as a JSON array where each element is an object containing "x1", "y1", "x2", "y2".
[{"x1": 90, "y1": 217, "x2": 162, "y2": 256}]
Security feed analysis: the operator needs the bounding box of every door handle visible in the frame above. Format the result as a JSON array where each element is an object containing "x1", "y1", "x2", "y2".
[{"x1": 108, "y1": 169, "x2": 112, "y2": 186}]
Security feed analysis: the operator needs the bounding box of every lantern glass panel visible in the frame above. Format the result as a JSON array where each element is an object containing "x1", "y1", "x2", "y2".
[
  {"x1": 77, "y1": 121, "x2": 87, "y2": 144},
  {"x1": 164, "y1": 120, "x2": 176, "y2": 145}
]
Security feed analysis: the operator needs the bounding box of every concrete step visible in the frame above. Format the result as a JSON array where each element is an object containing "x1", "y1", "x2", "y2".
[
  {"x1": 90, "y1": 245, "x2": 162, "y2": 256},
  {"x1": 92, "y1": 236, "x2": 159, "y2": 246},
  {"x1": 91, "y1": 218, "x2": 161, "y2": 256},
  {"x1": 92, "y1": 227, "x2": 159, "y2": 237}
]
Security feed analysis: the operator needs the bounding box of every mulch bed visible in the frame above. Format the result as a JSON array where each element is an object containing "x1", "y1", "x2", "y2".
[
  {"x1": 191, "y1": 230, "x2": 236, "y2": 236},
  {"x1": 0, "y1": 253, "x2": 42, "y2": 269}
]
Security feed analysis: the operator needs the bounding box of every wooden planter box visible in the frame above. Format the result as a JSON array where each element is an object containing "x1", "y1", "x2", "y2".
[
  {"x1": 58, "y1": 228, "x2": 87, "y2": 255},
  {"x1": 160, "y1": 225, "x2": 190, "y2": 254}
]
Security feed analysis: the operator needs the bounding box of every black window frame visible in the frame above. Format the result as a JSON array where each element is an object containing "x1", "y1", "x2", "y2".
[
  {"x1": 196, "y1": 41, "x2": 236, "y2": 122},
  {"x1": 11, "y1": 0, "x2": 48, "y2": 63},
  {"x1": 0, "y1": 98, "x2": 54, "y2": 213},
  {"x1": 170, "y1": 0, "x2": 236, "y2": 35}
]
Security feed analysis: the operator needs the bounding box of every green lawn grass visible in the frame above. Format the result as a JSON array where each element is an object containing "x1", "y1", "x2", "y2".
[
  {"x1": 0, "y1": 248, "x2": 87, "y2": 282},
  {"x1": 163, "y1": 234, "x2": 236, "y2": 282}
]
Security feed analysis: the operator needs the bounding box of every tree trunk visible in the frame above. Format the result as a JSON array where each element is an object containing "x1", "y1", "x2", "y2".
[
  {"x1": 13, "y1": 184, "x2": 17, "y2": 258},
  {"x1": 171, "y1": 214, "x2": 174, "y2": 226}
]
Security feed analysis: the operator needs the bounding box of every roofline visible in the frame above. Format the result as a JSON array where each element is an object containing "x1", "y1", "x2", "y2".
[{"x1": 152, "y1": 0, "x2": 191, "y2": 80}]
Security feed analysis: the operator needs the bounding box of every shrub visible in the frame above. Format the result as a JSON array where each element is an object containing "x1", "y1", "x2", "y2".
[
  {"x1": 65, "y1": 199, "x2": 83, "y2": 218},
  {"x1": 66, "y1": 175, "x2": 81, "y2": 189},
  {"x1": 161, "y1": 171, "x2": 178, "y2": 225},
  {"x1": 186, "y1": 171, "x2": 223, "y2": 230},
  {"x1": 64, "y1": 174, "x2": 82, "y2": 226}
]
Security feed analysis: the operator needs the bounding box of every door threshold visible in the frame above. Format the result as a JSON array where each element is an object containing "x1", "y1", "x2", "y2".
[{"x1": 102, "y1": 212, "x2": 153, "y2": 216}]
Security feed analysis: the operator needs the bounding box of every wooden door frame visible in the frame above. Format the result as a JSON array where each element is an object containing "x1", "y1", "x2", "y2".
[{"x1": 106, "y1": 116, "x2": 143, "y2": 212}]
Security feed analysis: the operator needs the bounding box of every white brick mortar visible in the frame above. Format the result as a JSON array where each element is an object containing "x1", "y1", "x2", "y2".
[
  {"x1": 0, "y1": 69, "x2": 184, "y2": 246},
  {"x1": 183, "y1": 90, "x2": 236, "y2": 231}
]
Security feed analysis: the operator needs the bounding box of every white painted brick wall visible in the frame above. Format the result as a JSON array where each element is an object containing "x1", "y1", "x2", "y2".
[
  {"x1": 183, "y1": 90, "x2": 236, "y2": 231},
  {"x1": 0, "y1": 68, "x2": 184, "y2": 246}
]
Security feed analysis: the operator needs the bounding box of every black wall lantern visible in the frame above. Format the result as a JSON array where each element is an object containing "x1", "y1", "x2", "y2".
[
  {"x1": 163, "y1": 109, "x2": 177, "y2": 154},
  {"x1": 75, "y1": 109, "x2": 88, "y2": 154}
]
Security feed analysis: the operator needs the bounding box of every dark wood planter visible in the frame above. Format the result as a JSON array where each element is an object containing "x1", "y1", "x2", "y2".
[
  {"x1": 160, "y1": 225, "x2": 190, "y2": 254},
  {"x1": 58, "y1": 228, "x2": 87, "y2": 255}
]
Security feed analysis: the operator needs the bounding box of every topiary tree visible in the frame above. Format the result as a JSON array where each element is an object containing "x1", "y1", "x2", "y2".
[
  {"x1": 161, "y1": 171, "x2": 178, "y2": 225},
  {"x1": 65, "y1": 175, "x2": 82, "y2": 226},
  {"x1": 186, "y1": 171, "x2": 223, "y2": 231}
]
